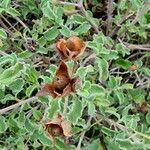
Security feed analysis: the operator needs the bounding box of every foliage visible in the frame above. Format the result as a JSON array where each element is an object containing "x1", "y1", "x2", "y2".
[{"x1": 0, "y1": 0, "x2": 150, "y2": 149}]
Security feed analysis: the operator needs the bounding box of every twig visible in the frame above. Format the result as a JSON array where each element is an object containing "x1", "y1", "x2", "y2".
[
  {"x1": 132, "y1": 2, "x2": 149, "y2": 25},
  {"x1": 79, "y1": 1, "x2": 99, "y2": 33},
  {"x1": 59, "y1": 0, "x2": 99, "y2": 33},
  {"x1": 117, "y1": 1, "x2": 150, "y2": 39},
  {"x1": 0, "y1": 14, "x2": 18, "y2": 33},
  {"x1": 110, "y1": 13, "x2": 134, "y2": 37},
  {"x1": 76, "y1": 116, "x2": 93, "y2": 150},
  {"x1": 134, "y1": 71, "x2": 144, "y2": 87},
  {"x1": 110, "y1": 71, "x2": 130, "y2": 75},
  {"x1": 59, "y1": 1, "x2": 79, "y2": 7},
  {"x1": 0, "y1": 18, "x2": 13, "y2": 34},
  {"x1": 97, "y1": 114, "x2": 150, "y2": 141},
  {"x1": 0, "y1": 51, "x2": 9, "y2": 56},
  {"x1": 106, "y1": 0, "x2": 113, "y2": 35},
  {"x1": 14, "y1": 16, "x2": 29, "y2": 29},
  {"x1": 123, "y1": 42, "x2": 150, "y2": 51},
  {"x1": 118, "y1": 38, "x2": 150, "y2": 51},
  {"x1": 0, "y1": 96, "x2": 37, "y2": 114},
  {"x1": 83, "y1": 53, "x2": 96, "y2": 65}
]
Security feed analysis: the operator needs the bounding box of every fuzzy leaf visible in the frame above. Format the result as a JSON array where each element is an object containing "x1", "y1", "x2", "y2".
[
  {"x1": 0, "y1": 28, "x2": 7, "y2": 39},
  {"x1": 96, "y1": 58, "x2": 109, "y2": 81},
  {"x1": 48, "y1": 100, "x2": 60, "y2": 119},
  {"x1": 68, "y1": 99, "x2": 83, "y2": 124},
  {"x1": 0, "y1": 115, "x2": 7, "y2": 133},
  {"x1": 44, "y1": 27, "x2": 59, "y2": 41}
]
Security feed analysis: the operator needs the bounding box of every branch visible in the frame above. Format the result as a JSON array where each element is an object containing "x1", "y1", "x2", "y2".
[
  {"x1": 118, "y1": 39, "x2": 150, "y2": 51},
  {"x1": 106, "y1": 0, "x2": 113, "y2": 35},
  {"x1": 110, "y1": 12, "x2": 134, "y2": 37},
  {"x1": 0, "y1": 96, "x2": 38, "y2": 114},
  {"x1": 59, "y1": 1, "x2": 79, "y2": 7},
  {"x1": 14, "y1": 16, "x2": 29, "y2": 29},
  {"x1": 76, "y1": 116, "x2": 93, "y2": 150},
  {"x1": 123, "y1": 42, "x2": 150, "y2": 51},
  {"x1": 97, "y1": 115, "x2": 150, "y2": 141},
  {"x1": 0, "y1": 51, "x2": 9, "y2": 56},
  {"x1": 59, "y1": 0, "x2": 99, "y2": 33}
]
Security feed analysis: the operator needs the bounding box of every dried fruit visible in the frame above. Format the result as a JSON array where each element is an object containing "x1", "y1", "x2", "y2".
[
  {"x1": 56, "y1": 36, "x2": 86, "y2": 60},
  {"x1": 37, "y1": 61, "x2": 80, "y2": 98},
  {"x1": 129, "y1": 65, "x2": 138, "y2": 71},
  {"x1": 45, "y1": 114, "x2": 72, "y2": 138}
]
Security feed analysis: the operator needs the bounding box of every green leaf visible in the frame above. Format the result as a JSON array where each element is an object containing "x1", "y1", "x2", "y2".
[
  {"x1": 74, "y1": 22, "x2": 91, "y2": 35},
  {"x1": 63, "y1": 5, "x2": 75, "y2": 15},
  {"x1": 60, "y1": 26, "x2": 71, "y2": 37},
  {"x1": 26, "y1": 85, "x2": 37, "y2": 97},
  {"x1": 95, "y1": 97, "x2": 110, "y2": 107},
  {"x1": 101, "y1": 126, "x2": 117, "y2": 136},
  {"x1": 141, "y1": 68, "x2": 150, "y2": 77},
  {"x1": 105, "y1": 107, "x2": 120, "y2": 120},
  {"x1": 88, "y1": 101, "x2": 96, "y2": 115},
  {"x1": 0, "y1": 89, "x2": 5, "y2": 100},
  {"x1": 115, "y1": 90, "x2": 125, "y2": 104},
  {"x1": 146, "y1": 111, "x2": 150, "y2": 124},
  {"x1": 73, "y1": 15, "x2": 86, "y2": 24},
  {"x1": 116, "y1": 138, "x2": 133, "y2": 149},
  {"x1": 68, "y1": 99, "x2": 83, "y2": 124},
  {"x1": 8, "y1": 116, "x2": 19, "y2": 133},
  {"x1": 25, "y1": 118, "x2": 35, "y2": 132},
  {"x1": 18, "y1": 111, "x2": 25, "y2": 126},
  {"x1": 9, "y1": 78, "x2": 24, "y2": 95},
  {"x1": 90, "y1": 84, "x2": 105, "y2": 96},
  {"x1": 87, "y1": 139, "x2": 101, "y2": 150},
  {"x1": 37, "y1": 36, "x2": 47, "y2": 47},
  {"x1": 116, "y1": 59, "x2": 132, "y2": 70},
  {"x1": 48, "y1": 100, "x2": 60, "y2": 119},
  {"x1": 26, "y1": 67, "x2": 39, "y2": 84},
  {"x1": 55, "y1": 138, "x2": 74, "y2": 150},
  {"x1": 108, "y1": 76, "x2": 122, "y2": 90},
  {"x1": 0, "y1": 115, "x2": 7, "y2": 133},
  {"x1": 32, "y1": 108, "x2": 42, "y2": 120},
  {"x1": 128, "y1": 89, "x2": 146, "y2": 103},
  {"x1": 119, "y1": 83, "x2": 133, "y2": 90},
  {"x1": 38, "y1": 132, "x2": 52, "y2": 146},
  {"x1": 0, "y1": 63, "x2": 23, "y2": 85},
  {"x1": 116, "y1": 43, "x2": 130, "y2": 57},
  {"x1": 0, "y1": 8, "x2": 5, "y2": 13},
  {"x1": 36, "y1": 46, "x2": 48, "y2": 54},
  {"x1": 6, "y1": 7, "x2": 20, "y2": 17},
  {"x1": 76, "y1": 65, "x2": 94, "y2": 80},
  {"x1": 42, "y1": 2, "x2": 55, "y2": 20},
  {"x1": 1, "y1": 0, "x2": 10, "y2": 8},
  {"x1": 44, "y1": 26, "x2": 59, "y2": 41},
  {"x1": 18, "y1": 50, "x2": 32, "y2": 58},
  {"x1": 0, "y1": 28, "x2": 7, "y2": 39},
  {"x1": 96, "y1": 58, "x2": 109, "y2": 81}
]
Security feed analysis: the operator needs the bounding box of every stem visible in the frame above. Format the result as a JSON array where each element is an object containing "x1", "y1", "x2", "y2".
[
  {"x1": 106, "y1": 0, "x2": 113, "y2": 35},
  {"x1": 59, "y1": 1, "x2": 79, "y2": 7},
  {"x1": 14, "y1": 16, "x2": 29, "y2": 29},
  {"x1": 97, "y1": 114, "x2": 150, "y2": 141},
  {"x1": 134, "y1": 71, "x2": 144, "y2": 87},
  {"x1": 76, "y1": 116, "x2": 92, "y2": 150},
  {"x1": 0, "y1": 96, "x2": 37, "y2": 114},
  {"x1": 59, "y1": 0, "x2": 99, "y2": 33}
]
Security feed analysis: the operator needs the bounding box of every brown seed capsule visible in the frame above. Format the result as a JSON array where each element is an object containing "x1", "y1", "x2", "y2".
[
  {"x1": 56, "y1": 36, "x2": 86, "y2": 60},
  {"x1": 37, "y1": 61, "x2": 80, "y2": 98},
  {"x1": 129, "y1": 65, "x2": 138, "y2": 71}
]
